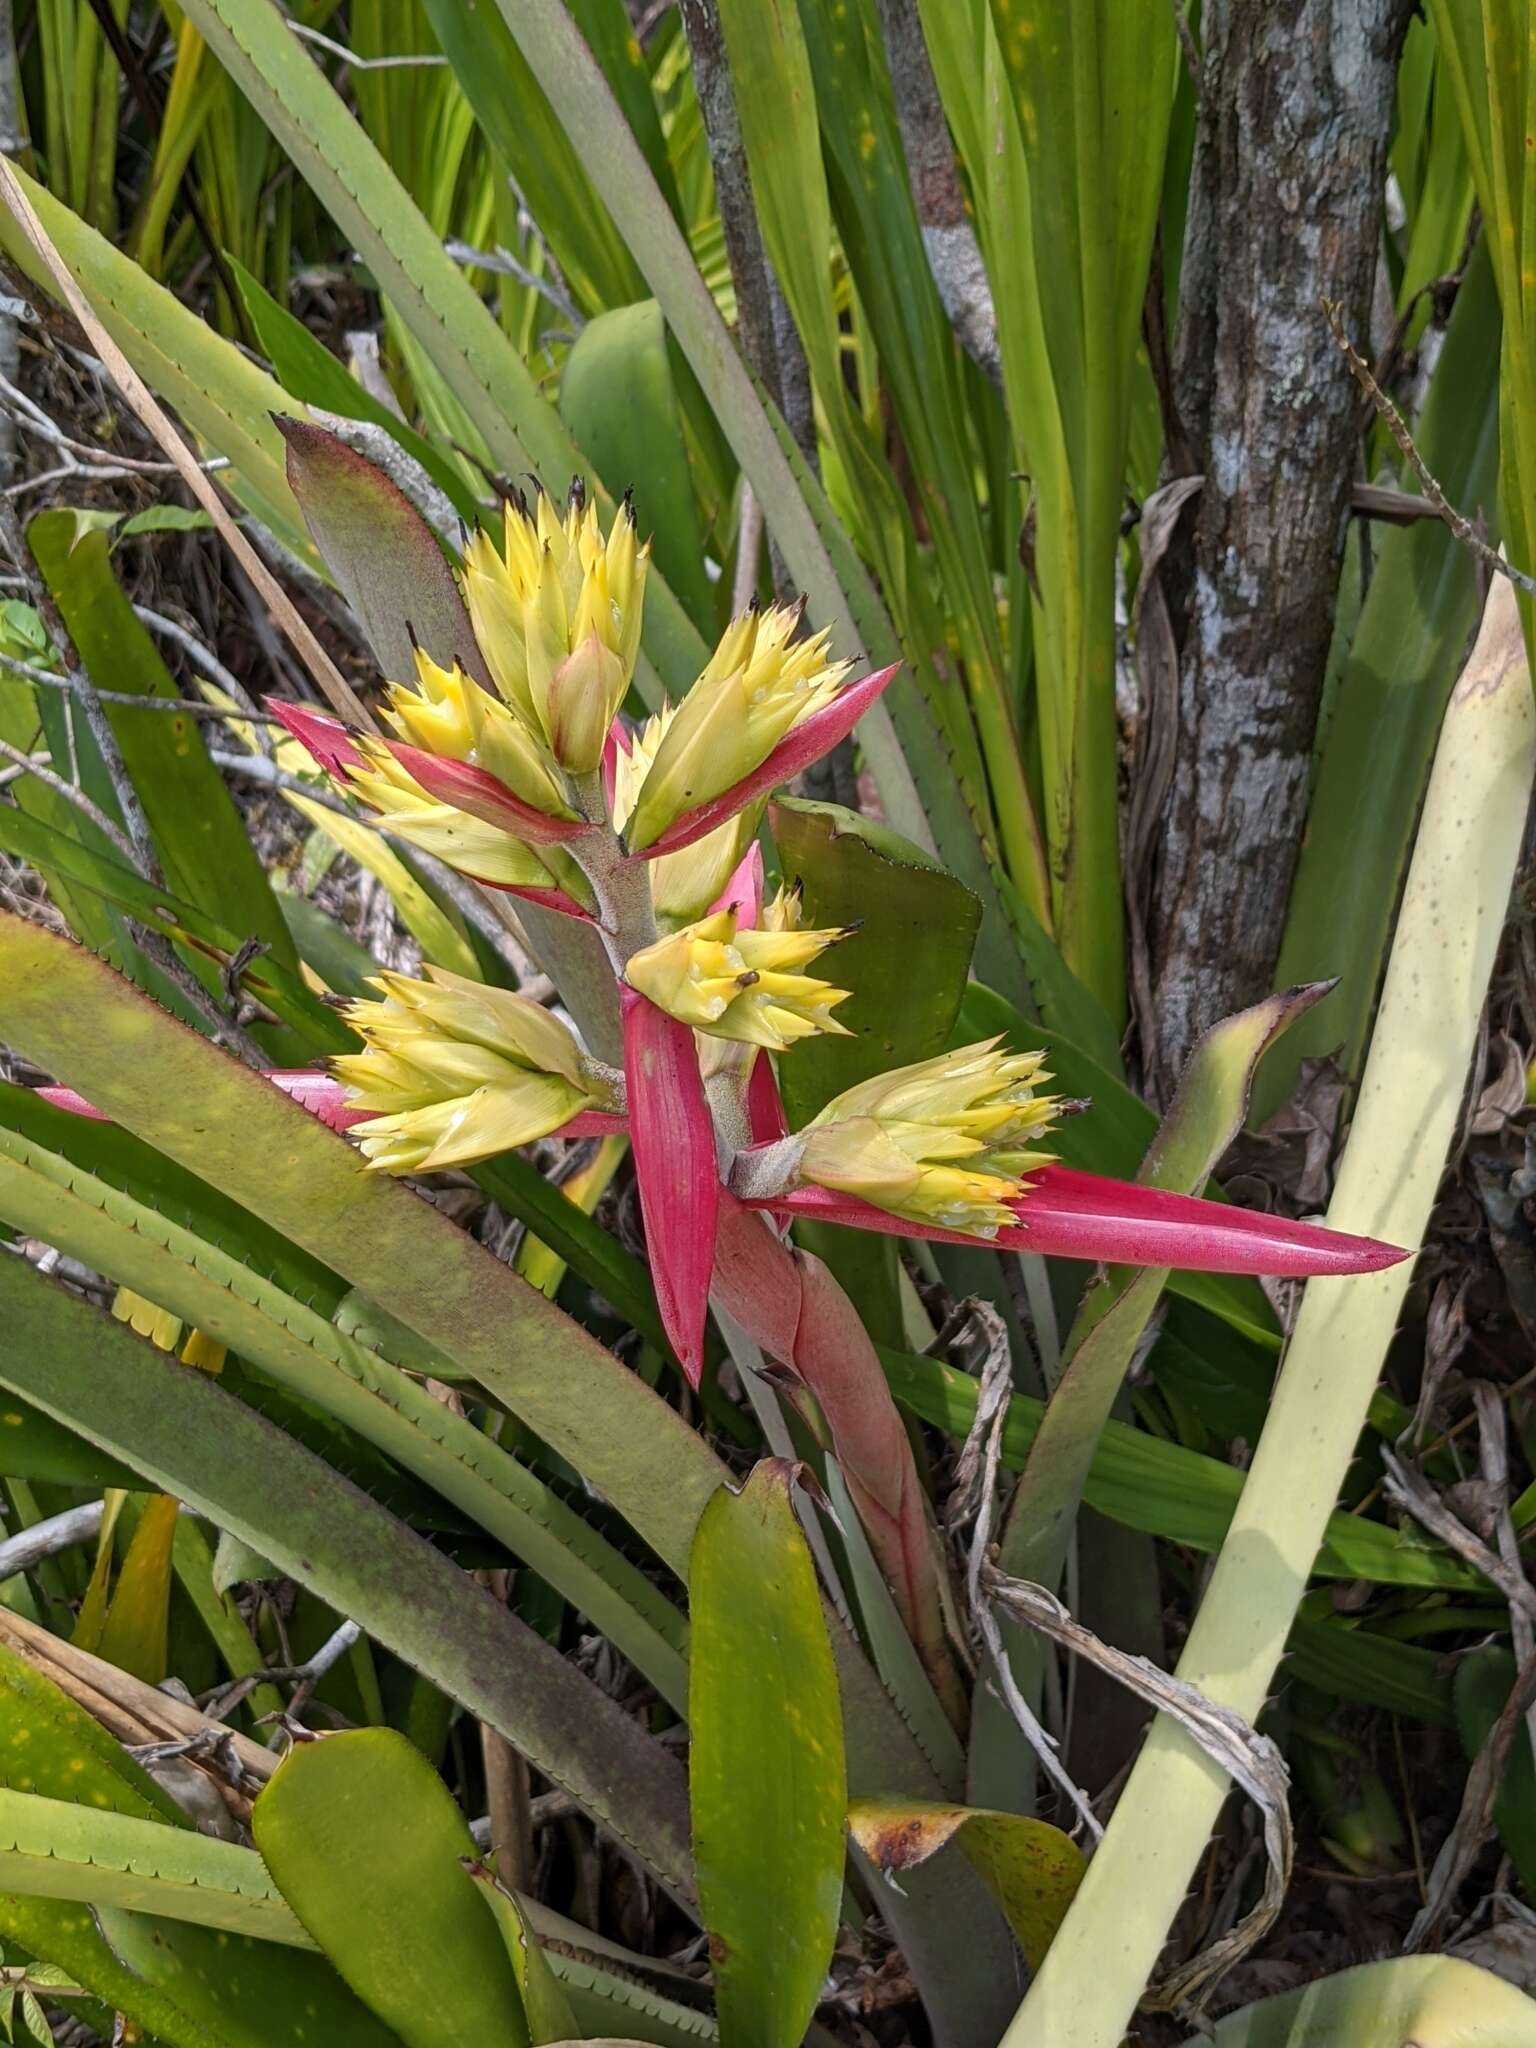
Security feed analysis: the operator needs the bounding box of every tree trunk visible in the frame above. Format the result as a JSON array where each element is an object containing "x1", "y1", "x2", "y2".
[{"x1": 1148, "y1": 0, "x2": 1413, "y2": 1088}]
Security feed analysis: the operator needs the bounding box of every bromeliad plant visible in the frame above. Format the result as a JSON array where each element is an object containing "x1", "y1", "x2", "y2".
[{"x1": 258, "y1": 478, "x2": 1400, "y2": 1392}]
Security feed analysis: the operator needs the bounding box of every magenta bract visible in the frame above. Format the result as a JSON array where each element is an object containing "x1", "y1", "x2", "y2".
[
  {"x1": 266, "y1": 698, "x2": 365, "y2": 777},
  {"x1": 748, "y1": 1166, "x2": 1406, "y2": 1277},
  {"x1": 268, "y1": 698, "x2": 590, "y2": 848},
  {"x1": 619, "y1": 987, "x2": 720, "y2": 1384},
  {"x1": 745, "y1": 1055, "x2": 789, "y2": 1145},
  {"x1": 631, "y1": 663, "x2": 901, "y2": 861}
]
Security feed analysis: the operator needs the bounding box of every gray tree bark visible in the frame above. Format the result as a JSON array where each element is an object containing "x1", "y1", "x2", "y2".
[{"x1": 1148, "y1": 0, "x2": 1414, "y2": 1088}]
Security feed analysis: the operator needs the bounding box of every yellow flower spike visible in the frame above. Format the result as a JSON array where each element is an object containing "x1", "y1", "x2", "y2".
[
  {"x1": 548, "y1": 632, "x2": 626, "y2": 776},
  {"x1": 624, "y1": 903, "x2": 854, "y2": 1051},
  {"x1": 335, "y1": 966, "x2": 614, "y2": 1175},
  {"x1": 624, "y1": 602, "x2": 853, "y2": 852},
  {"x1": 796, "y1": 1039, "x2": 1061, "y2": 1233},
  {"x1": 463, "y1": 486, "x2": 646, "y2": 773}
]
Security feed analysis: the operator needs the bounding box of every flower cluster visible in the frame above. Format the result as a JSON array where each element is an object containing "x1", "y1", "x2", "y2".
[
  {"x1": 797, "y1": 1040, "x2": 1060, "y2": 1232},
  {"x1": 259, "y1": 479, "x2": 1403, "y2": 1382},
  {"x1": 332, "y1": 967, "x2": 619, "y2": 1175}
]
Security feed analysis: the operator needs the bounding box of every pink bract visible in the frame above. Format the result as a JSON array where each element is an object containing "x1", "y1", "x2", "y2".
[
  {"x1": 619, "y1": 987, "x2": 720, "y2": 1384},
  {"x1": 748, "y1": 1166, "x2": 1406, "y2": 1278}
]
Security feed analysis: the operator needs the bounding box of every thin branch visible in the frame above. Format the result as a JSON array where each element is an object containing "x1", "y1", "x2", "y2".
[
  {"x1": 132, "y1": 605, "x2": 265, "y2": 716},
  {"x1": 0, "y1": 369, "x2": 230, "y2": 475},
  {"x1": 0, "y1": 1499, "x2": 103, "y2": 1578},
  {"x1": 0, "y1": 734, "x2": 139, "y2": 863},
  {"x1": 1381, "y1": 1449, "x2": 1536, "y2": 1618},
  {"x1": 287, "y1": 20, "x2": 447, "y2": 69},
  {"x1": 0, "y1": 659, "x2": 285, "y2": 721},
  {"x1": 1323, "y1": 297, "x2": 1536, "y2": 601},
  {"x1": 1171, "y1": 0, "x2": 1204, "y2": 95},
  {"x1": 444, "y1": 238, "x2": 584, "y2": 332}
]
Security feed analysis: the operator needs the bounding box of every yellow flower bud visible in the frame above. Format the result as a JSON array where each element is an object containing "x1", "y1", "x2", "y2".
[
  {"x1": 382, "y1": 651, "x2": 577, "y2": 822},
  {"x1": 462, "y1": 489, "x2": 648, "y2": 770},
  {"x1": 797, "y1": 1039, "x2": 1059, "y2": 1232},
  {"x1": 624, "y1": 897, "x2": 853, "y2": 1050},
  {"x1": 547, "y1": 631, "x2": 625, "y2": 775},
  {"x1": 624, "y1": 603, "x2": 852, "y2": 851},
  {"x1": 344, "y1": 752, "x2": 591, "y2": 903},
  {"x1": 335, "y1": 966, "x2": 610, "y2": 1174}
]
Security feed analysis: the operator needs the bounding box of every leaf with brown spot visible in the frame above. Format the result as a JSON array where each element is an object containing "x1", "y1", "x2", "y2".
[{"x1": 848, "y1": 1797, "x2": 1085, "y2": 1971}]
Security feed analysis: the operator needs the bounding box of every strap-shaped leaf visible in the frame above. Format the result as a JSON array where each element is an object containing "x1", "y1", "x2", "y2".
[
  {"x1": 0, "y1": 909, "x2": 728, "y2": 1581},
  {"x1": 0, "y1": 1788, "x2": 308, "y2": 1944},
  {"x1": 0, "y1": 165, "x2": 307, "y2": 553},
  {"x1": 173, "y1": 0, "x2": 708, "y2": 705},
  {"x1": 0, "y1": 1121, "x2": 688, "y2": 1713},
  {"x1": 880, "y1": 1345, "x2": 1477, "y2": 1592},
  {"x1": 849, "y1": 1799, "x2": 1085, "y2": 1972},
  {"x1": 0, "y1": 1252, "x2": 696, "y2": 1910}
]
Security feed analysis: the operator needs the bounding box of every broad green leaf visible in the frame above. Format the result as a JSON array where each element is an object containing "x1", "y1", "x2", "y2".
[
  {"x1": 770, "y1": 797, "x2": 981, "y2": 1121},
  {"x1": 878, "y1": 1346, "x2": 1479, "y2": 1592},
  {"x1": 116, "y1": 505, "x2": 217, "y2": 539},
  {"x1": 276, "y1": 418, "x2": 488, "y2": 690},
  {"x1": 0, "y1": 1788, "x2": 306, "y2": 1943},
  {"x1": 0, "y1": 910, "x2": 726, "y2": 1580},
  {"x1": 0, "y1": 679, "x2": 146, "y2": 982},
  {"x1": 254, "y1": 1729, "x2": 528, "y2": 2048},
  {"x1": 0, "y1": 1646, "x2": 391, "y2": 2046},
  {"x1": 561, "y1": 301, "x2": 715, "y2": 630},
  {"x1": 1286, "y1": 1615, "x2": 1454, "y2": 1728},
  {"x1": 0, "y1": 1393, "x2": 138, "y2": 1491},
  {"x1": 469, "y1": 1864, "x2": 580, "y2": 2047},
  {"x1": 0, "y1": 1121, "x2": 689, "y2": 1714},
  {"x1": 848, "y1": 1798, "x2": 1084, "y2": 1971},
  {"x1": 690, "y1": 1461, "x2": 845, "y2": 2048},
  {"x1": 0, "y1": 1900, "x2": 226, "y2": 2048},
  {"x1": 0, "y1": 1634, "x2": 184, "y2": 1822},
  {"x1": 0, "y1": 1252, "x2": 696, "y2": 1906},
  {"x1": 277, "y1": 889, "x2": 382, "y2": 1000},
  {"x1": 0, "y1": 1078, "x2": 342, "y2": 1310},
  {"x1": 95, "y1": 1906, "x2": 406, "y2": 2048}
]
